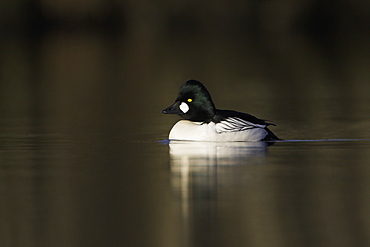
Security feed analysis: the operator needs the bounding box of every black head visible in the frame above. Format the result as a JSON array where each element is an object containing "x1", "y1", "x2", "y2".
[{"x1": 162, "y1": 80, "x2": 216, "y2": 122}]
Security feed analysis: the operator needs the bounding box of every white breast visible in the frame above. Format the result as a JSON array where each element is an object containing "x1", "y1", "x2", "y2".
[{"x1": 168, "y1": 120, "x2": 268, "y2": 142}]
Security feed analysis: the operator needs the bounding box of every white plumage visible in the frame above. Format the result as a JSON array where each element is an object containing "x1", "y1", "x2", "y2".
[{"x1": 169, "y1": 119, "x2": 269, "y2": 142}]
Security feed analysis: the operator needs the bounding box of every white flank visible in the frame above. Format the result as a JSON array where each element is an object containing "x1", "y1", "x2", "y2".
[{"x1": 168, "y1": 120, "x2": 268, "y2": 142}]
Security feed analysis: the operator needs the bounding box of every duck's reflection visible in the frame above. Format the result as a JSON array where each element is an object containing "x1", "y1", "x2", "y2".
[
  {"x1": 169, "y1": 141, "x2": 269, "y2": 219},
  {"x1": 170, "y1": 141, "x2": 268, "y2": 165}
]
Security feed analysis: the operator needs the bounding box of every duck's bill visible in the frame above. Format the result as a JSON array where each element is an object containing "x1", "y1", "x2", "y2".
[{"x1": 162, "y1": 101, "x2": 182, "y2": 114}]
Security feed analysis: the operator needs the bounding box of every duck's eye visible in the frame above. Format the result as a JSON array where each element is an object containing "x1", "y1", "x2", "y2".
[{"x1": 187, "y1": 98, "x2": 193, "y2": 103}]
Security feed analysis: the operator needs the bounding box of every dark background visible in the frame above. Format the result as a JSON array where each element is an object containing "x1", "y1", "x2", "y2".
[
  {"x1": 0, "y1": 1, "x2": 370, "y2": 247},
  {"x1": 0, "y1": 0, "x2": 369, "y2": 140}
]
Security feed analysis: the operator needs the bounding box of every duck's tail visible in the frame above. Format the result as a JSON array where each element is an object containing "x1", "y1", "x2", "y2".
[{"x1": 262, "y1": 127, "x2": 280, "y2": 142}]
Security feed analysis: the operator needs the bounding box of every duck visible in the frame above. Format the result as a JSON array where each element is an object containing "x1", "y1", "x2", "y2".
[{"x1": 162, "y1": 80, "x2": 279, "y2": 142}]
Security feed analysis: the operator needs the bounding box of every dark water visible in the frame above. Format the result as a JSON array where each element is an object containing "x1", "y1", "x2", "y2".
[{"x1": 1, "y1": 30, "x2": 370, "y2": 247}]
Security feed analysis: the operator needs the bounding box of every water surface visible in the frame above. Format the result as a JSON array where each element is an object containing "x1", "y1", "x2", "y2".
[{"x1": 1, "y1": 29, "x2": 369, "y2": 247}]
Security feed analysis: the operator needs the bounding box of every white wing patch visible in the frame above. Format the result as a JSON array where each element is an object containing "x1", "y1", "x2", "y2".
[{"x1": 215, "y1": 117, "x2": 266, "y2": 133}]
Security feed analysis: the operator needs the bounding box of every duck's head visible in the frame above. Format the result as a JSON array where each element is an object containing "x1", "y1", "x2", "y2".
[{"x1": 162, "y1": 80, "x2": 216, "y2": 122}]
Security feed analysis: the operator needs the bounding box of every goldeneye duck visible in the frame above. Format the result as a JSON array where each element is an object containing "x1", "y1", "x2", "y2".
[{"x1": 162, "y1": 80, "x2": 279, "y2": 142}]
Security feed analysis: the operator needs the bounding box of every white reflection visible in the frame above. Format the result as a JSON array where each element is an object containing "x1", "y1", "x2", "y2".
[
  {"x1": 169, "y1": 141, "x2": 269, "y2": 219},
  {"x1": 170, "y1": 141, "x2": 268, "y2": 165}
]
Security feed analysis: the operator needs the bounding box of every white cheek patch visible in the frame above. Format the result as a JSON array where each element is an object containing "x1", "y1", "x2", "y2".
[{"x1": 179, "y1": 102, "x2": 189, "y2": 113}]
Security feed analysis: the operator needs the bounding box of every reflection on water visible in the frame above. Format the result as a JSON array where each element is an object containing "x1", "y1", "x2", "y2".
[
  {"x1": 169, "y1": 141, "x2": 268, "y2": 223},
  {"x1": 170, "y1": 141, "x2": 268, "y2": 162}
]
